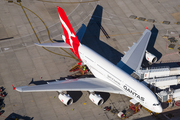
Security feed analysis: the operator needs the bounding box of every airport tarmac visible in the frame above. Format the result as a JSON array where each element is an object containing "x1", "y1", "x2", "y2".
[{"x1": 1, "y1": 0, "x2": 180, "y2": 120}]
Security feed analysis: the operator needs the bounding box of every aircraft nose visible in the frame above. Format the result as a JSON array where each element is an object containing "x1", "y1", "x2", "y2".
[{"x1": 156, "y1": 106, "x2": 163, "y2": 113}]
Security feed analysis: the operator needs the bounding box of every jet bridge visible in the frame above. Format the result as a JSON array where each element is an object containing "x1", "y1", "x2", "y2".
[
  {"x1": 137, "y1": 66, "x2": 180, "y2": 79},
  {"x1": 142, "y1": 76, "x2": 180, "y2": 89},
  {"x1": 142, "y1": 76, "x2": 180, "y2": 102},
  {"x1": 156, "y1": 88, "x2": 180, "y2": 102}
]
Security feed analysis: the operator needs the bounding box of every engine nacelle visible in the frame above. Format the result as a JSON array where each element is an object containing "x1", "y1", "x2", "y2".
[
  {"x1": 58, "y1": 93, "x2": 73, "y2": 106},
  {"x1": 145, "y1": 51, "x2": 157, "y2": 63},
  {"x1": 89, "y1": 93, "x2": 104, "y2": 105}
]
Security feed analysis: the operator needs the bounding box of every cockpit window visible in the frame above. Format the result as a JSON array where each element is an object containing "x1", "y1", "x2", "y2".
[{"x1": 153, "y1": 103, "x2": 160, "y2": 106}]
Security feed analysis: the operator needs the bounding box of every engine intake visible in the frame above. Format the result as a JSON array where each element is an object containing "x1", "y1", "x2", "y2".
[
  {"x1": 89, "y1": 93, "x2": 104, "y2": 105},
  {"x1": 58, "y1": 93, "x2": 73, "y2": 106},
  {"x1": 145, "y1": 51, "x2": 157, "y2": 63}
]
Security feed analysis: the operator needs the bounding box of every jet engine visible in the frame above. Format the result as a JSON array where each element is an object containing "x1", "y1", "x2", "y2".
[
  {"x1": 89, "y1": 93, "x2": 104, "y2": 105},
  {"x1": 58, "y1": 93, "x2": 73, "y2": 105},
  {"x1": 145, "y1": 51, "x2": 157, "y2": 63}
]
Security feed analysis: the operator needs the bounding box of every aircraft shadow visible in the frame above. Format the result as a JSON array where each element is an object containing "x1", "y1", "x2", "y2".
[
  {"x1": 147, "y1": 25, "x2": 162, "y2": 60},
  {"x1": 81, "y1": 5, "x2": 123, "y2": 65},
  {"x1": 66, "y1": 91, "x2": 82, "y2": 103},
  {"x1": 81, "y1": 5, "x2": 162, "y2": 68},
  {"x1": 5, "y1": 113, "x2": 33, "y2": 120},
  {"x1": 143, "y1": 61, "x2": 180, "y2": 68},
  {"x1": 153, "y1": 62, "x2": 180, "y2": 68},
  {"x1": 95, "y1": 92, "x2": 110, "y2": 103}
]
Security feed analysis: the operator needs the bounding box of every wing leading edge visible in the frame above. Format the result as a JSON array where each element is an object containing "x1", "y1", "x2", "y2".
[{"x1": 117, "y1": 29, "x2": 151, "y2": 74}]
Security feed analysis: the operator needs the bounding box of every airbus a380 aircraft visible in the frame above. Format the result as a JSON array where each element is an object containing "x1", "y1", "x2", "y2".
[{"x1": 13, "y1": 6, "x2": 162, "y2": 113}]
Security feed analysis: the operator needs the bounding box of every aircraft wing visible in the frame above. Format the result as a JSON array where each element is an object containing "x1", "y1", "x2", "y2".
[
  {"x1": 14, "y1": 78, "x2": 124, "y2": 94},
  {"x1": 117, "y1": 29, "x2": 151, "y2": 74}
]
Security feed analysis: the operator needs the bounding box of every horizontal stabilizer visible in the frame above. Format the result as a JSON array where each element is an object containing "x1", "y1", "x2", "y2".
[{"x1": 35, "y1": 42, "x2": 72, "y2": 48}]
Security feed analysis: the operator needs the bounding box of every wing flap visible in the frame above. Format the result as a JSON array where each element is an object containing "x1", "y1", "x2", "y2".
[
  {"x1": 15, "y1": 78, "x2": 124, "y2": 94},
  {"x1": 34, "y1": 42, "x2": 72, "y2": 48}
]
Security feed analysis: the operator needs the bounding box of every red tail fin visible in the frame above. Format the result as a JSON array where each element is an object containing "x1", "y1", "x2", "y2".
[{"x1": 57, "y1": 6, "x2": 81, "y2": 61}]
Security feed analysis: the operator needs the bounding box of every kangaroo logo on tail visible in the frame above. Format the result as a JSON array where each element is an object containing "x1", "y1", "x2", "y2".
[
  {"x1": 59, "y1": 16, "x2": 75, "y2": 47},
  {"x1": 57, "y1": 6, "x2": 81, "y2": 62}
]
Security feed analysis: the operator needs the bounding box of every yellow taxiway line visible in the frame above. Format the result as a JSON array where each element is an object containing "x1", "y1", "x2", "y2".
[{"x1": 14, "y1": 1, "x2": 79, "y2": 61}]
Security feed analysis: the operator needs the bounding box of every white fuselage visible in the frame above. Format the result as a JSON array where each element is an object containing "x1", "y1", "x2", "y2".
[{"x1": 79, "y1": 44, "x2": 162, "y2": 113}]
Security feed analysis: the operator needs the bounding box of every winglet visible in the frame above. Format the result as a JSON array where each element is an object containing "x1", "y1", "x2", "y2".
[
  {"x1": 12, "y1": 85, "x2": 16, "y2": 90},
  {"x1": 145, "y1": 26, "x2": 149, "y2": 30}
]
